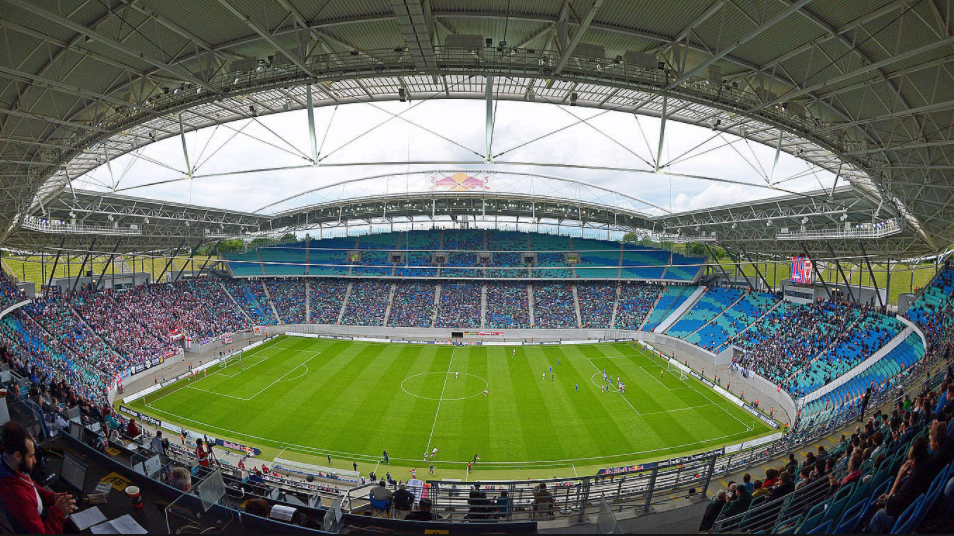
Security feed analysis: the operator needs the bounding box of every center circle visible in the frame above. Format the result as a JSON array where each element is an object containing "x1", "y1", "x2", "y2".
[{"x1": 401, "y1": 372, "x2": 489, "y2": 401}]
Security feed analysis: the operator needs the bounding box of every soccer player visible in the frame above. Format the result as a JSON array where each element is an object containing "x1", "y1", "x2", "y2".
[
  {"x1": 327, "y1": 454, "x2": 332, "y2": 465},
  {"x1": 424, "y1": 452, "x2": 429, "y2": 462},
  {"x1": 410, "y1": 467, "x2": 417, "y2": 477},
  {"x1": 660, "y1": 369, "x2": 664, "y2": 379},
  {"x1": 455, "y1": 371, "x2": 458, "y2": 379},
  {"x1": 542, "y1": 372, "x2": 546, "y2": 381},
  {"x1": 383, "y1": 450, "x2": 389, "y2": 464},
  {"x1": 575, "y1": 383, "x2": 579, "y2": 392},
  {"x1": 512, "y1": 349, "x2": 516, "y2": 358},
  {"x1": 551, "y1": 372, "x2": 554, "y2": 382},
  {"x1": 473, "y1": 453, "x2": 479, "y2": 463},
  {"x1": 483, "y1": 389, "x2": 488, "y2": 396},
  {"x1": 432, "y1": 447, "x2": 438, "y2": 458},
  {"x1": 429, "y1": 464, "x2": 435, "y2": 475},
  {"x1": 467, "y1": 462, "x2": 473, "y2": 473}
]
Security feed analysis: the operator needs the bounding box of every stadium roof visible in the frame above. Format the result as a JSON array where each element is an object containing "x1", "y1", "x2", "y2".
[{"x1": 1, "y1": 0, "x2": 952, "y2": 260}]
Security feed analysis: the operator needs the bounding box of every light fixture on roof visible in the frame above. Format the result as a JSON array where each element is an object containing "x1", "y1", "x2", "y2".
[
  {"x1": 399, "y1": 88, "x2": 406, "y2": 102},
  {"x1": 840, "y1": 213, "x2": 848, "y2": 221},
  {"x1": 570, "y1": 92, "x2": 578, "y2": 106},
  {"x1": 766, "y1": 220, "x2": 773, "y2": 227},
  {"x1": 802, "y1": 217, "x2": 809, "y2": 224}
]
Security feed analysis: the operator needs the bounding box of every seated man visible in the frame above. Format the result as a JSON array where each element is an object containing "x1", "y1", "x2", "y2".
[
  {"x1": 0, "y1": 422, "x2": 75, "y2": 533},
  {"x1": 868, "y1": 437, "x2": 933, "y2": 533},
  {"x1": 370, "y1": 480, "x2": 393, "y2": 502},
  {"x1": 163, "y1": 466, "x2": 190, "y2": 493},
  {"x1": 392, "y1": 484, "x2": 415, "y2": 513},
  {"x1": 125, "y1": 417, "x2": 141, "y2": 439}
]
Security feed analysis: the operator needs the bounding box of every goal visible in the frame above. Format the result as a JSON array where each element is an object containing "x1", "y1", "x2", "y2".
[{"x1": 666, "y1": 359, "x2": 688, "y2": 381}]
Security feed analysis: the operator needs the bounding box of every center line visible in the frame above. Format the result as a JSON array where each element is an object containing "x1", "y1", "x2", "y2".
[{"x1": 425, "y1": 347, "x2": 455, "y2": 453}]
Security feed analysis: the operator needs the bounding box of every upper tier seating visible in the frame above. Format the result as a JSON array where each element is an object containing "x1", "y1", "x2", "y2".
[
  {"x1": 224, "y1": 251, "x2": 264, "y2": 276},
  {"x1": 619, "y1": 247, "x2": 668, "y2": 280},
  {"x1": 259, "y1": 247, "x2": 306, "y2": 276},
  {"x1": 666, "y1": 252, "x2": 705, "y2": 281}
]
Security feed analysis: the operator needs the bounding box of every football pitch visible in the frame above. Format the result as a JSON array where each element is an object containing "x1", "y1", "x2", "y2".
[{"x1": 128, "y1": 335, "x2": 774, "y2": 480}]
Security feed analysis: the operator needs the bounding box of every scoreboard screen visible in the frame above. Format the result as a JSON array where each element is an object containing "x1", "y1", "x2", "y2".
[{"x1": 791, "y1": 256, "x2": 814, "y2": 285}]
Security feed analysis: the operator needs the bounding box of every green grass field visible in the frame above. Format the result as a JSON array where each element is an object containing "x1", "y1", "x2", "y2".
[{"x1": 128, "y1": 336, "x2": 774, "y2": 480}]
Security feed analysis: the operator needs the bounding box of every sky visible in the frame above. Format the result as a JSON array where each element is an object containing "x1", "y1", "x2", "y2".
[{"x1": 74, "y1": 99, "x2": 836, "y2": 218}]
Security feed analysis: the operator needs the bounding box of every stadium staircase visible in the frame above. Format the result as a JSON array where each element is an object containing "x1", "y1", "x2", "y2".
[
  {"x1": 653, "y1": 286, "x2": 706, "y2": 333},
  {"x1": 260, "y1": 280, "x2": 283, "y2": 324},
  {"x1": 610, "y1": 282, "x2": 622, "y2": 329},
  {"x1": 571, "y1": 284, "x2": 583, "y2": 329},
  {"x1": 720, "y1": 299, "x2": 783, "y2": 350},
  {"x1": 430, "y1": 283, "x2": 441, "y2": 327},
  {"x1": 381, "y1": 282, "x2": 396, "y2": 326},
  {"x1": 637, "y1": 286, "x2": 664, "y2": 331},
  {"x1": 480, "y1": 284, "x2": 487, "y2": 328},
  {"x1": 255, "y1": 249, "x2": 266, "y2": 276},
  {"x1": 659, "y1": 251, "x2": 672, "y2": 279},
  {"x1": 527, "y1": 284, "x2": 536, "y2": 327},
  {"x1": 337, "y1": 282, "x2": 352, "y2": 325},
  {"x1": 217, "y1": 280, "x2": 252, "y2": 323},
  {"x1": 304, "y1": 280, "x2": 311, "y2": 323}
]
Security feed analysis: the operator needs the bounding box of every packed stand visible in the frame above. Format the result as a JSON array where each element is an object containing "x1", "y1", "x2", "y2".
[
  {"x1": 666, "y1": 287, "x2": 744, "y2": 339},
  {"x1": 786, "y1": 310, "x2": 903, "y2": 398},
  {"x1": 0, "y1": 271, "x2": 26, "y2": 311},
  {"x1": 614, "y1": 283, "x2": 663, "y2": 330},
  {"x1": 905, "y1": 269, "x2": 954, "y2": 366},
  {"x1": 265, "y1": 279, "x2": 307, "y2": 324},
  {"x1": 167, "y1": 279, "x2": 250, "y2": 339},
  {"x1": 1, "y1": 312, "x2": 108, "y2": 403},
  {"x1": 578, "y1": 282, "x2": 617, "y2": 328},
  {"x1": 703, "y1": 382, "x2": 954, "y2": 534},
  {"x1": 70, "y1": 290, "x2": 177, "y2": 365},
  {"x1": 485, "y1": 282, "x2": 531, "y2": 329},
  {"x1": 341, "y1": 280, "x2": 391, "y2": 326},
  {"x1": 23, "y1": 297, "x2": 123, "y2": 378},
  {"x1": 686, "y1": 291, "x2": 778, "y2": 352},
  {"x1": 388, "y1": 282, "x2": 436, "y2": 327},
  {"x1": 309, "y1": 279, "x2": 348, "y2": 324},
  {"x1": 220, "y1": 279, "x2": 276, "y2": 325},
  {"x1": 532, "y1": 283, "x2": 577, "y2": 329},
  {"x1": 434, "y1": 283, "x2": 481, "y2": 328},
  {"x1": 486, "y1": 253, "x2": 526, "y2": 278}
]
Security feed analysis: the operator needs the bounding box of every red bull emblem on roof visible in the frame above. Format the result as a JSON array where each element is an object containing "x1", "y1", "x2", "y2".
[{"x1": 430, "y1": 173, "x2": 489, "y2": 191}]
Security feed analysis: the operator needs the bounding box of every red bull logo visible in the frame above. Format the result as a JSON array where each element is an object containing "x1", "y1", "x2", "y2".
[{"x1": 430, "y1": 173, "x2": 489, "y2": 191}]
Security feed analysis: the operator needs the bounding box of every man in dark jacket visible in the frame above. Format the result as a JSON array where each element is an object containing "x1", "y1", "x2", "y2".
[
  {"x1": 0, "y1": 422, "x2": 74, "y2": 533},
  {"x1": 868, "y1": 437, "x2": 934, "y2": 533},
  {"x1": 768, "y1": 471, "x2": 795, "y2": 501},
  {"x1": 699, "y1": 491, "x2": 727, "y2": 531},
  {"x1": 392, "y1": 484, "x2": 415, "y2": 514},
  {"x1": 723, "y1": 483, "x2": 752, "y2": 518}
]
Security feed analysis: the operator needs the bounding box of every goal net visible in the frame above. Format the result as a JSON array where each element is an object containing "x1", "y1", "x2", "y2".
[{"x1": 666, "y1": 359, "x2": 688, "y2": 380}]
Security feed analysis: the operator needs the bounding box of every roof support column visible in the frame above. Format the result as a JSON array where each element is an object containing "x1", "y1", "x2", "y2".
[
  {"x1": 307, "y1": 85, "x2": 319, "y2": 164},
  {"x1": 95, "y1": 240, "x2": 123, "y2": 290},
  {"x1": 175, "y1": 240, "x2": 205, "y2": 282},
  {"x1": 46, "y1": 238, "x2": 65, "y2": 290},
  {"x1": 825, "y1": 243, "x2": 856, "y2": 303},
  {"x1": 770, "y1": 131, "x2": 782, "y2": 185},
  {"x1": 740, "y1": 244, "x2": 772, "y2": 291},
  {"x1": 72, "y1": 237, "x2": 97, "y2": 292},
  {"x1": 485, "y1": 75, "x2": 494, "y2": 163},
  {"x1": 720, "y1": 243, "x2": 756, "y2": 290},
  {"x1": 179, "y1": 113, "x2": 192, "y2": 179},
  {"x1": 859, "y1": 242, "x2": 885, "y2": 310},
  {"x1": 655, "y1": 94, "x2": 668, "y2": 173},
  {"x1": 156, "y1": 241, "x2": 186, "y2": 284}
]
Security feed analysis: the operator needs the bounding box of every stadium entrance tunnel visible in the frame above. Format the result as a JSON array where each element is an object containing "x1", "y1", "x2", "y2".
[{"x1": 400, "y1": 371, "x2": 489, "y2": 401}]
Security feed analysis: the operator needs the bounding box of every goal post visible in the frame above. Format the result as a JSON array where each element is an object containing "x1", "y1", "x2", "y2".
[{"x1": 666, "y1": 358, "x2": 688, "y2": 380}]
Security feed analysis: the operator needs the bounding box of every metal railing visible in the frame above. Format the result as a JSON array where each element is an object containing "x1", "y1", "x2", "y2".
[
  {"x1": 777, "y1": 218, "x2": 903, "y2": 241},
  {"x1": 20, "y1": 214, "x2": 143, "y2": 236}
]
